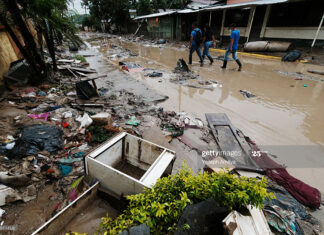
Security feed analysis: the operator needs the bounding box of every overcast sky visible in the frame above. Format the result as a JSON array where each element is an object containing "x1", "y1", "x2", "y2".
[{"x1": 68, "y1": 0, "x2": 88, "y2": 14}]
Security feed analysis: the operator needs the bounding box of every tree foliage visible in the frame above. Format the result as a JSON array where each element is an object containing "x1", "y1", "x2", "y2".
[{"x1": 82, "y1": 0, "x2": 131, "y2": 31}]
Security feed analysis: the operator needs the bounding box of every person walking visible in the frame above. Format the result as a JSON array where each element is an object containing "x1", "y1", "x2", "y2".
[
  {"x1": 189, "y1": 22, "x2": 203, "y2": 65},
  {"x1": 202, "y1": 25, "x2": 216, "y2": 64},
  {"x1": 221, "y1": 23, "x2": 242, "y2": 71}
]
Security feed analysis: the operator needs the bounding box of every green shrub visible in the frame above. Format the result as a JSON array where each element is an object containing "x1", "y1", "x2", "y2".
[
  {"x1": 98, "y1": 165, "x2": 275, "y2": 234},
  {"x1": 74, "y1": 55, "x2": 86, "y2": 63}
]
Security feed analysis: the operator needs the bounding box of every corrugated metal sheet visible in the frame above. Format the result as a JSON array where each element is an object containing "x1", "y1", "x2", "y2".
[
  {"x1": 134, "y1": 11, "x2": 177, "y2": 20},
  {"x1": 134, "y1": 0, "x2": 288, "y2": 19},
  {"x1": 206, "y1": 0, "x2": 288, "y2": 10}
]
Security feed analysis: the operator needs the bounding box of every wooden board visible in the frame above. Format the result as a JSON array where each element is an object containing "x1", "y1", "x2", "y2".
[{"x1": 205, "y1": 113, "x2": 262, "y2": 172}]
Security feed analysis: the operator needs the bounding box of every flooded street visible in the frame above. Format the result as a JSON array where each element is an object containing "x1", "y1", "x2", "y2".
[{"x1": 79, "y1": 33, "x2": 324, "y2": 192}]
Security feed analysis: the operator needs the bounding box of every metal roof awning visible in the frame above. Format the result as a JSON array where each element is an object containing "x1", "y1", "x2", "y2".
[
  {"x1": 134, "y1": 11, "x2": 177, "y2": 20},
  {"x1": 134, "y1": 0, "x2": 289, "y2": 20},
  {"x1": 177, "y1": 9, "x2": 201, "y2": 14},
  {"x1": 205, "y1": 0, "x2": 288, "y2": 11}
]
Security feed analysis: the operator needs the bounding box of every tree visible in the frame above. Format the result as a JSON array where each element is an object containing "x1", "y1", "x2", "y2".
[
  {"x1": 136, "y1": 0, "x2": 151, "y2": 16},
  {"x1": 82, "y1": 0, "x2": 131, "y2": 32}
]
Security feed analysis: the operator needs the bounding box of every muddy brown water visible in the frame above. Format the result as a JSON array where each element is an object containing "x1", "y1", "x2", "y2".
[{"x1": 77, "y1": 33, "x2": 324, "y2": 193}]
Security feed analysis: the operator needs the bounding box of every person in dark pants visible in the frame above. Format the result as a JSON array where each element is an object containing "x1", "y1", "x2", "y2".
[
  {"x1": 202, "y1": 25, "x2": 216, "y2": 64},
  {"x1": 221, "y1": 23, "x2": 242, "y2": 71},
  {"x1": 189, "y1": 22, "x2": 203, "y2": 65}
]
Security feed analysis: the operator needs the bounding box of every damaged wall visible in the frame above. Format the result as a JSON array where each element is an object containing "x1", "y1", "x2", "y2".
[
  {"x1": 0, "y1": 28, "x2": 19, "y2": 82},
  {"x1": 147, "y1": 16, "x2": 175, "y2": 39}
]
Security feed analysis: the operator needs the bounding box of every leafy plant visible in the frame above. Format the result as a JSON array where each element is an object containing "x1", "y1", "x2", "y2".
[
  {"x1": 74, "y1": 55, "x2": 86, "y2": 63},
  {"x1": 98, "y1": 164, "x2": 275, "y2": 234}
]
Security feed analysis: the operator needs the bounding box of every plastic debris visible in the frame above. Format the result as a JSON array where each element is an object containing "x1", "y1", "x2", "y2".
[
  {"x1": 58, "y1": 164, "x2": 72, "y2": 176},
  {"x1": 157, "y1": 39, "x2": 166, "y2": 44},
  {"x1": 126, "y1": 116, "x2": 140, "y2": 126},
  {"x1": 58, "y1": 157, "x2": 83, "y2": 164},
  {"x1": 10, "y1": 125, "x2": 64, "y2": 158},
  {"x1": 239, "y1": 90, "x2": 256, "y2": 98},
  {"x1": 28, "y1": 112, "x2": 50, "y2": 121},
  {"x1": 145, "y1": 72, "x2": 163, "y2": 77},
  {"x1": 282, "y1": 50, "x2": 301, "y2": 62},
  {"x1": 76, "y1": 113, "x2": 93, "y2": 129}
]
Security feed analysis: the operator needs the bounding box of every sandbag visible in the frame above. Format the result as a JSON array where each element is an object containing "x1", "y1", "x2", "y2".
[{"x1": 244, "y1": 41, "x2": 291, "y2": 52}]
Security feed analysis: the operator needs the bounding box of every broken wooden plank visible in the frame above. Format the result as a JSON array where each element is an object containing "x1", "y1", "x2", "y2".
[
  {"x1": 205, "y1": 113, "x2": 262, "y2": 172},
  {"x1": 307, "y1": 69, "x2": 324, "y2": 76},
  {"x1": 58, "y1": 65, "x2": 97, "y2": 73},
  {"x1": 223, "y1": 206, "x2": 272, "y2": 235}
]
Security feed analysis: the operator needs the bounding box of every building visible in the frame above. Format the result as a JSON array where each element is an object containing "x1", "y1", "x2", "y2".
[{"x1": 134, "y1": 0, "x2": 324, "y2": 46}]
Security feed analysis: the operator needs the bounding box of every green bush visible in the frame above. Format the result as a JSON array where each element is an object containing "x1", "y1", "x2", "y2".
[
  {"x1": 98, "y1": 165, "x2": 275, "y2": 234},
  {"x1": 74, "y1": 55, "x2": 86, "y2": 63}
]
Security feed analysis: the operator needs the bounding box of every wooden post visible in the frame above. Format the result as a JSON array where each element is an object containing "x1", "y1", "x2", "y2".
[
  {"x1": 220, "y1": 9, "x2": 227, "y2": 37},
  {"x1": 245, "y1": 6, "x2": 256, "y2": 43},
  {"x1": 260, "y1": 5, "x2": 271, "y2": 38},
  {"x1": 311, "y1": 13, "x2": 324, "y2": 49},
  {"x1": 209, "y1": 11, "x2": 212, "y2": 26}
]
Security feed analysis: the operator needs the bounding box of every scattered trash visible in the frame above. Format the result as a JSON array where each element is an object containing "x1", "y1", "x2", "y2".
[
  {"x1": 239, "y1": 90, "x2": 256, "y2": 98},
  {"x1": 126, "y1": 116, "x2": 140, "y2": 126},
  {"x1": 62, "y1": 121, "x2": 69, "y2": 128},
  {"x1": 3, "y1": 59, "x2": 31, "y2": 88},
  {"x1": 69, "y1": 44, "x2": 79, "y2": 52},
  {"x1": 174, "y1": 59, "x2": 190, "y2": 73},
  {"x1": 58, "y1": 164, "x2": 73, "y2": 176},
  {"x1": 91, "y1": 112, "x2": 112, "y2": 126},
  {"x1": 0, "y1": 173, "x2": 31, "y2": 187},
  {"x1": 223, "y1": 207, "x2": 272, "y2": 235},
  {"x1": 38, "y1": 91, "x2": 47, "y2": 96},
  {"x1": 303, "y1": 84, "x2": 308, "y2": 87},
  {"x1": 28, "y1": 112, "x2": 50, "y2": 121},
  {"x1": 76, "y1": 80, "x2": 98, "y2": 100},
  {"x1": 58, "y1": 157, "x2": 83, "y2": 164},
  {"x1": 119, "y1": 62, "x2": 144, "y2": 73},
  {"x1": 145, "y1": 72, "x2": 163, "y2": 77},
  {"x1": 176, "y1": 198, "x2": 229, "y2": 235},
  {"x1": 10, "y1": 125, "x2": 64, "y2": 158},
  {"x1": 76, "y1": 113, "x2": 93, "y2": 129},
  {"x1": 157, "y1": 39, "x2": 166, "y2": 44},
  {"x1": 248, "y1": 138, "x2": 321, "y2": 209},
  {"x1": 282, "y1": 50, "x2": 301, "y2": 62}
]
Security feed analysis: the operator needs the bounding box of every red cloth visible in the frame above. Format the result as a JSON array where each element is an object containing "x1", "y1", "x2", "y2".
[{"x1": 247, "y1": 139, "x2": 321, "y2": 209}]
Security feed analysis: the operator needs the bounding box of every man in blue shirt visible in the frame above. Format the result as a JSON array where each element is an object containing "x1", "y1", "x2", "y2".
[
  {"x1": 221, "y1": 23, "x2": 242, "y2": 71},
  {"x1": 189, "y1": 22, "x2": 203, "y2": 65}
]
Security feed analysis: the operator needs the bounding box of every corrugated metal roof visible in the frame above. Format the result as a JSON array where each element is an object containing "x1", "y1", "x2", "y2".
[
  {"x1": 134, "y1": 0, "x2": 289, "y2": 19},
  {"x1": 134, "y1": 11, "x2": 177, "y2": 20},
  {"x1": 205, "y1": 0, "x2": 288, "y2": 10},
  {"x1": 177, "y1": 9, "x2": 201, "y2": 14}
]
